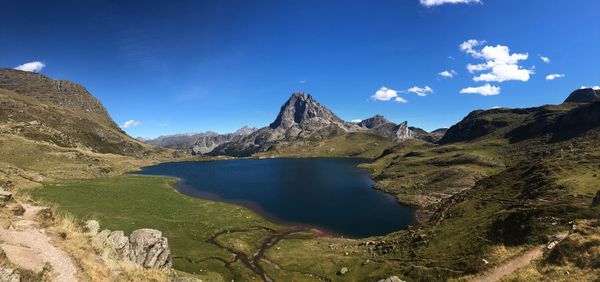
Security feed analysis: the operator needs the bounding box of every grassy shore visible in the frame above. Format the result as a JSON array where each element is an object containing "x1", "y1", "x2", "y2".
[
  {"x1": 29, "y1": 175, "x2": 281, "y2": 280},
  {"x1": 28, "y1": 174, "x2": 407, "y2": 281}
]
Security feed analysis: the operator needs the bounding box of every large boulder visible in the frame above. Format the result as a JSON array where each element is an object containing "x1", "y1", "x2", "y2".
[
  {"x1": 128, "y1": 229, "x2": 172, "y2": 271},
  {"x1": 90, "y1": 226, "x2": 172, "y2": 271}
]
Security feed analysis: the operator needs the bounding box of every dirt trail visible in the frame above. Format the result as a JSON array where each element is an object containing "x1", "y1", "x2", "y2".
[
  {"x1": 470, "y1": 232, "x2": 569, "y2": 282},
  {"x1": 470, "y1": 246, "x2": 543, "y2": 282},
  {"x1": 0, "y1": 203, "x2": 78, "y2": 282}
]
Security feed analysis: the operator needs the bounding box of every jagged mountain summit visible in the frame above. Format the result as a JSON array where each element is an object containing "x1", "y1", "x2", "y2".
[
  {"x1": 268, "y1": 92, "x2": 353, "y2": 136},
  {"x1": 211, "y1": 93, "x2": 355, "y2": 156},
  {"x1": 564, "y1": 88, "x2": 600, "y2": 103}
]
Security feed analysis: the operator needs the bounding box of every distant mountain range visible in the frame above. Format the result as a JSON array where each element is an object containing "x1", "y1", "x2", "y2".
[
  {"x1": 142, "y1": 126, "x2": 258, "y2": 155},
  {"x1": 147, "y1": 92, "x2": 447, "y2": 156}
]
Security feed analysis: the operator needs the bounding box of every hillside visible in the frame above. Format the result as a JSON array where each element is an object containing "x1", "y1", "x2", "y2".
[
  {"x1": 360, "y1": 96, "x2": 600, "y2": 279},
  {"x1": 0, "y1": 69, "x2": 171, "y2": 183},
  {"x1": 0, "y1": 69, "x2": 118, "y2": 129}
]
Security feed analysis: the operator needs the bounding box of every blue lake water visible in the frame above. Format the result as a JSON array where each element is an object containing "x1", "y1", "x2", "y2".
[{"x1": 136, "y1": 158, "x2": 414, "y2": 237}]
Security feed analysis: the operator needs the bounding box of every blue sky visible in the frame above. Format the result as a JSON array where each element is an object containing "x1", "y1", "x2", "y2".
[{"x1": 1, "y1": 0, "x2": 599, "y2": 138}]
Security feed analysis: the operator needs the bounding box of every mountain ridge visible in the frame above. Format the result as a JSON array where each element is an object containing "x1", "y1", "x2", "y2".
[{"x1": 210, "y1": 93, "x2": 440, "y2": 157}]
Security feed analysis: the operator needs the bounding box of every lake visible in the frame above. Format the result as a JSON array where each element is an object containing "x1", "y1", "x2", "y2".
[{"x1": 136, "y1": 158, "x2": 414, "y2": 237}]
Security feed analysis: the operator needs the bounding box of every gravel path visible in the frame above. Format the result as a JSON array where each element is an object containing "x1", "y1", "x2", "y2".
[{"x1": 0, "y1": 203, "x2": 78, "y2": 282}]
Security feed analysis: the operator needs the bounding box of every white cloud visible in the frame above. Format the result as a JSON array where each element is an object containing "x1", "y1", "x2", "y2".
[
  {"x1": 350, "y1": 119, "x2": 362, "y2": 123},
  {"x1": 460, "y1": 84, "x2": 501, "y2": 96},
  {"x1": 395, "y1": 97, "x2": 408, "y2": 104},
  {"x1": 460, "y1": 39, "x2": 485, "y2": 56},
  {"x1": 461, "y1": 41, "x2": 533, "y2": 83},
  {"x1": 595, "y1": 86, "x2": 600, "y2": 90},
  {"x1": 371, "y1": 86, "x2": 409, "y2": 104},
  {"x1": 371, "y1": 86, "x2": 399, "y2": 101},
  {"x1": 545, "y1": 73, "x2": 564, "y2": 81},
  {"x1": 406, "y1": 86, "x2": 433, "y2": 96},
  {"x1": 14, "y1": 61, "x2": 45, "y2": 73},
  {"x1": 420, "y1": 0, "x2": 481, "y2": 7},
  {"x1": 540, "y1": 55, "x2": 551, "y2": 64},
  {"x1": 439, "y1": 70, "x2": 457, "y2": 78},
  {"x1": 120, "y1": 120, "x2": 141, "y2": 129}
]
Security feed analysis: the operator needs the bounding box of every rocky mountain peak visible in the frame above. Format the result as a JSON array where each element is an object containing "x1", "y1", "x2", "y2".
[
  {"x1": 269, "y1": 92, "x2": 345, "y2": 130},
  {"x1": 358, "y1": 115, "x2": 392, "y2": 129},
  {"x1": 564, "y1": 88, "x2": 600, "y2": 103}
]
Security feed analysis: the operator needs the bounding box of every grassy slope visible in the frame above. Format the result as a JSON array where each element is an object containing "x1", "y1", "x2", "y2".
[
  {"x1": 254, "y1": 132, "x2": 394, "y2": 159},
  {"x1": 0, "y1": 88, "x2": 159, "y2": 156}
]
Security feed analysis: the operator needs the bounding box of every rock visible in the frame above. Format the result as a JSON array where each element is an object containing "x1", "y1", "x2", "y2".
[
  {"x1": 338, "y1": 267, "x2": 349, "y2": 275},
  {"x1": 0, "y1": 189, "x2": 12, "y2": 202},
  {"x1": 592, "y1": 190, "x2": 600, "y2": 207},
  {"x1": 104, "y1": 231, "x2": 130, "y2": 260},
  {"x1": 91, "y1": 229, "x2": 111, "y2": 249},
  {"x1": 91, "y1": 228, "x2": 172, "y2": 271},
  {"x1": 0, "y1": 267, "x2": 20, "y2": 282},
  {"x1": 83, "y1": 220, "x2": 100, "y2": 235},
  {"x1": 36, "y1": 208, "x2": 55, "y2": 223},
  {"x1": 128, "y1": 229, "x2": 172, "y2": 271},
  {"x1": 378, "y1": 276, "x2": 405, "y2": 282},
  {"x1": 11, "y1": 204, "x2": 25, "y2": 216}
]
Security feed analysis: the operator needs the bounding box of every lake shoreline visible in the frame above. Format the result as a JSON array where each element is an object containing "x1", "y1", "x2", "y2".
[{"x1": 135, "y1": 158, "x2": 416, "y2": 238}]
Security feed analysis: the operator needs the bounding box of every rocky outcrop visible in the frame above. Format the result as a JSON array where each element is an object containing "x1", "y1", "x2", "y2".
[
  {"x1": 564, "y1": 88, "x2": 600, "y2": 103},
  {"x1": 128, "y1": 229, "x2": 171, "y2": 270},
  {"x1": 91, "y1": 225, "x2": 172, "y2": 271}
]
